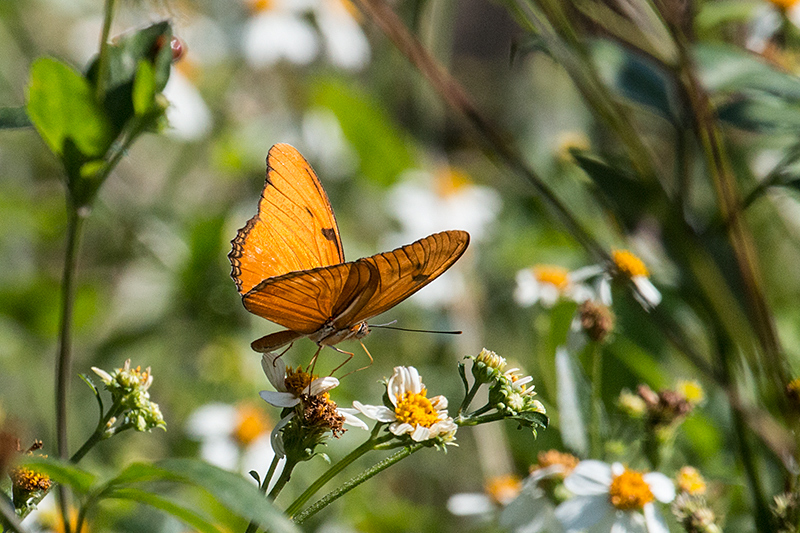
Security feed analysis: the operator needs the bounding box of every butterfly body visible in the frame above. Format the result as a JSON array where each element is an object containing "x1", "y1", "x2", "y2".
[{"x1": 230, "y1": 143, "x2": 470, "y2": 353}]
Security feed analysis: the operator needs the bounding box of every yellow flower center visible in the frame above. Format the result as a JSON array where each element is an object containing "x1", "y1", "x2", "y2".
[
  {"x1": 533, "y1": 265, "x2": 570, "y2": 289},
  {"x1": 435, "y1": 167, "x2": 472, "y2": 197},
  {"x1": 247, "y1": 0, "x2": 274, "y2": 13},
  {"x1": 676, "y1": 380, "x2": 705, "y2": 406},
  {"x1": 395, "y1": 390, "x2": 440, "y2": 427},
  {"x1": 608, "y1": 468, "x2": 654, "y2": 510},
  {"x1": 612, "y1": 250, "x2": 649, "y2": 278},
  {"x1": 233, "y1": 404, "x2": 271, "y2": 446},
  {"x1": 284, "y1": 368, "x2": 314, "y2": 396},
  {"x1": 485, "y1": 474, "x2": 523, "y2": 505},
  {"x1": 532, "y1": 449, "x2": 579, "y2": 479},
  {"x1": 676, "y1": 466, "x2": 707, "y2": 495},
  {"x1": 10, "y1": 465, "x2": 52, "y2": 492}
]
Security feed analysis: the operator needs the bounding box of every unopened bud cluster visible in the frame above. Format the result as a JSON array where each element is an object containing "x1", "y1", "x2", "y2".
[{"x1": 93, "y1": 359, "x2": 166, "y2": 432}]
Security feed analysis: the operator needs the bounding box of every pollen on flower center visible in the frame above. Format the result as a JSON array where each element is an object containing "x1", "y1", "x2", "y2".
[
  {"x1": 533, "y1": 265, "x2": 570, "y2": 289},
  {"x1": 612, "y1": 250, "x2": 649, "y2": 279},
  {"x1": 284, "y1": 367, "x2": 314, "y2": 396},
  {"x1": 395, "y1": 390, "x2": 439, "y2": 427},
  {"x1": 608, "y1": 469, "x2": 654, "y2": 510}
]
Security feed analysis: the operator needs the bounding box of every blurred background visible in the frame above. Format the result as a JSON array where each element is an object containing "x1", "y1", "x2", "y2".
[{"x1": 3, "y1": 0, "x2": 800, "y2": 530}]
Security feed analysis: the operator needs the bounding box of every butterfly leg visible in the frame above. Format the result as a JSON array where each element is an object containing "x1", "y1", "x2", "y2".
[
  {"x1": 307, "y1": 345, "x2": 324, "y2": 375},
  {"x1": 334, "y1": 342, "x2": 374, "y2": 378}
]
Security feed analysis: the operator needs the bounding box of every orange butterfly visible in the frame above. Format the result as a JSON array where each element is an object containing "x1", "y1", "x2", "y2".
[{"x1": 229, "y1": 143, "x2": 470, "y2": 355}]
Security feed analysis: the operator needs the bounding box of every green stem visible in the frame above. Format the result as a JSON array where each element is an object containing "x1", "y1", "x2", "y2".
[
  {"x1": 292, "y1": 444, "x2": 424, "y2": 525},
  {"x1": 589, "y1": 343, "x2": 602, "y2": 459},
  {"x1": 458, "y1": 382, "x2": 482, "y2": 415},
  {"x1": 94, "y1": 0, "x2": 116, "y2": 100},
  {"x1": 455, "y1": 411, "x2": 506, "y2": 427},
  {"x1": 70, "y1": 401, "x2": 124, "y2": 464},
  {"x1": 242, "y1": 455, "x2": 282, "y2": 533},
  {"x1": 55, "y1": 204, "x2": 88, "y2": 533},
  {"x1": 284, "y1": 433, "x2": 394, "y2": 518}
]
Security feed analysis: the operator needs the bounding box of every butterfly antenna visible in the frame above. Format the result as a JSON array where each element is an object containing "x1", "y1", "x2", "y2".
[{"x1": 370, "y1": 324, "x2": 462, "y2": 335}]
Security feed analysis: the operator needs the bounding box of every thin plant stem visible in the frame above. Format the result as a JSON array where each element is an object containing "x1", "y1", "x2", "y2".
[
  {"x1": 292, "y1": 444, "x2": 424, "y2": 525},
  {"x1": 285, "y1": 432, "x2": 394, "y2": 518},
  {"x1": 457, "y1": 381, "x2": 481, "y2": 416},
  {"x1": 70, "y1": 401, "x2": 124, "y2": 464},
  {"x1": 55, "y1": 204, "x2": 88, "y2": 533},
  {"x1": 242, "y1": 455, "x2": 283, "y2": 533},
  {"x1": 94, "y1": 0, "x2": 116, "y2": 100},
  {"x1": 589, "y1": 343, "x2": 602, "y2": 459}
]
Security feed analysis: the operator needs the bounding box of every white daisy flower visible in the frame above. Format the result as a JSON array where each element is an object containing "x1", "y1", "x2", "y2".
[
  {"x1": 243, "y1": 0, "x2": 369, "y2": 70},
  {"x1": 353, "y1": 366, "x2": 457, "y2": 443},
  {"x1": 555, "y1": 460, "x2": 675, "y2": 533},
  {"x1": 259, "y1": 352, "x2": 367, "y2": 457},
  {"x1": 514, "y1": 265, "x2": 597, "y2": 308}
]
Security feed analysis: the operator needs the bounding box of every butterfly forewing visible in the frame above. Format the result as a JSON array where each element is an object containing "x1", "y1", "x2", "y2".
[
  {"x1": 334, "y1": 230, "x2": 470, "y2": 327},
  {"x1": 229, "y1": 143, "x2": 345, "y2": 294}
]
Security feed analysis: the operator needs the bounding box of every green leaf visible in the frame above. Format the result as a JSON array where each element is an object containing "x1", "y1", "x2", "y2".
[
  {"x1": 87, "y1": 21, "x2": 173, "y2": 132},
  {"x1": 20, "y1": 456, "x2": 97, "y2": 494},
  {"x1": 510, "y1": 411, "x2": 549, "y2": 430},
  {"x1": 26, "y1": 57, "x2": 114, "y2": 159},
  {"x1": 310, "y1": 77, "x2": 414, "y2": 186},
  {"x1": 107, "y1": 488, "x2": 222, "y2": 533},
  {"x1": 0, "y1": 106, "x2": 31, "y2": 128},
  {"x1": 718, "y1": 95, "x2": 800, "y2": 132},
  {"x1": 695, "y1": 0, "x2": 762, "y2": 35},
  {"x1": 106, "y1": 459, "x2": 298, "y2": 533},
  {"x1": 695, "y1": 42, "x2": 800, "y2": 99},
  {"x1": 133, "y1": 60, "x2": 157, "y2": 117}
]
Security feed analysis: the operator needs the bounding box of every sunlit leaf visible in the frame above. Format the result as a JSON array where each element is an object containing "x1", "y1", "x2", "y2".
[
  {"x1": 695, "y1": 42, "x2": 800, "y2": 98},
  {"x1": 26, "y1": 57, "x2": 114, "y2": 159}
]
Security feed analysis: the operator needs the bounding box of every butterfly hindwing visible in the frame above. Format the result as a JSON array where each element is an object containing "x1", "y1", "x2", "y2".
[
  {"x1": 229, "y1": 143, "x2": 344, "y2": 294},
  {"x1": 242, "y1": 260, "x2": 376, "y2": 334}
]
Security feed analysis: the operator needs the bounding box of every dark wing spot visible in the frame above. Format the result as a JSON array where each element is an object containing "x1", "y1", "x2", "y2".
[
  {"x1": 412, "y1": 273, "x2": 429, "y2": 283},
  {"x1": 321, "y1": 228, "x2": 337, "y2": 241},
  {"x1": 305, "y1": 207, "x2": 313, "y2": 216}
]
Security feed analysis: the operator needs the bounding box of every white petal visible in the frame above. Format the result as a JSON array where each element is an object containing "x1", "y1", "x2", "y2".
[
  {"x1": 598, "y1": 276, "x2": 613, "y2": 305},
  {"x1": 429, "y1": 395, "x2": 448, "y2": 410},
  {"x1": 570, "y1": 265, "x2": 605, "y2": 283},
  {"x1": 352, "y1": 401, "x2": 396, "y2": 422},
  {"x1": 643, "y1": 472, "x2": 676, "y2": 503},
  {"x1": 410, "y1": 425, "x2": 431, "y2": 441},
  {"x1": 317, "y1": 4, "x2": 370, "y2": 70},
  {"x1": 163, "y1": 70, "x2": 212, "y2": 141},
  {"x1": 633, "y1": 276, "x2": 662, "y2": 307},
  {"x1": 91, "y1": 367, "x2": 113, "y2": 383},
  {"x1": 308, "y1": 376, "x2": 339, "y2": 395},
  {"x1": 243, "y1": 12, "x2": 319, "y2": 67},
  {"x1": 642, "y1": 503, "x2": 669, "y2": 533},
  {"x1": 611, "y1": 511, "x2": 647, "y2": 533},
  {"x1": 198, "y1": 438, "x2": 239, "y2": 470},
  {"x1": 185, "y1": 403, "x2": 237, "y2": 438},
  {"x1": 337, "y1": 408, "x2": 368, "y2": 430},
  {"x1": 259, "y1": 390, "x2": 300, "y2": 408},
  {"x1": 446, "y1": 493, "x2": 493, "y2": 516},
  {"x1": 514, "y1": 269, "x2": 540, "y2": 307},
  {"x1": 261, "y1": 353, "x2": 288, "y2": 392},
  {"x1": 564, "y1": 460, "x2": 613, "y2": 496},
  {"x1": 389, "y1": 421, "x2": 414, "y2": 436},
  {"x1": 554, "y1": 495, "x2": 611, "y2": 531}
]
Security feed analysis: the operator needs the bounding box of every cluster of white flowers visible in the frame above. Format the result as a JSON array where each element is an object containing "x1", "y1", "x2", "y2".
[{"x1": 92, "y1": 360, "x2": 166, "y2": 432}]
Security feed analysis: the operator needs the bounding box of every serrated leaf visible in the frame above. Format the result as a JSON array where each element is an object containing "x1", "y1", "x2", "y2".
[
  {"x1": 510, "y1": 411, "x2": 549, "y2": 429},
  {"x1": 20, "y1": 456, "x2": 97, "y2": 494},
  {"x1": 108, "y1": 488, "x2": 222, "y2": 533},
  {"x1": 27, "y1": 57, "x2": 114, "y2": 159},
  {"x1": 0, "y1": 106, "x2": 31, "y2": 128}
]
